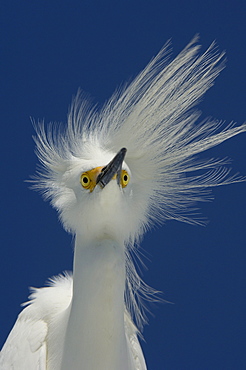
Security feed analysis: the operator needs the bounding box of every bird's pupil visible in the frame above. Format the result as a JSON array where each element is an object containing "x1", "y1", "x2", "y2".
[
  {"x1": 83, "y1": 177, "x2": 88, "y2": 183},
  {"x1": 124, "y1": 175, "x2": 128, "y2": 182}
]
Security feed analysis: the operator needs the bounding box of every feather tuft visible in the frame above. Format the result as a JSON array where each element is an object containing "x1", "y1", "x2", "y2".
[{"x1": 32, "y1": 37, "x2": 245, "y2": 230}]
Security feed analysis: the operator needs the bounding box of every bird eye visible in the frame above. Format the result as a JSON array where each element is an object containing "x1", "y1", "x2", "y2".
[
  {"x1": 80, "y1": 173, "x2": 91, "y2": 189},
  {"x1": 121, "y1": 170, "x2": 130, "y2": 188}
]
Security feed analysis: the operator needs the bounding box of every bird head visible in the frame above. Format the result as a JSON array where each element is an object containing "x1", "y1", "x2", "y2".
[
  {"x1": 32, "y1": 123, "x2": 152, "y2": 245},
  {"x1": 59, "y1": 146, "x2": 137, "y2": 243}
]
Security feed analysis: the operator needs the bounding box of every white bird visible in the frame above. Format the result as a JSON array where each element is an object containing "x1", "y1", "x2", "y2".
[{"x1": 1, "y1": 37, "x2": 245, "y2": 370}]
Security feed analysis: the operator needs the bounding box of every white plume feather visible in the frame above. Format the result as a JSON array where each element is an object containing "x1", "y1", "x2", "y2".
[{"x1": 33, "y1": 36, "x2": 245, "y2": 231}]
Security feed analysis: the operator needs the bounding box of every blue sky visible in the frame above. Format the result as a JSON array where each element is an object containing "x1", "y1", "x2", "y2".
[{"x1": 0, "y1": 1, "x2": 245, "y2": 369}]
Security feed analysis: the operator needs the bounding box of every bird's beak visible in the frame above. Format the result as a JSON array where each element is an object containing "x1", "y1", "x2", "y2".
[{"x1": 96, "y1": 148, "x2": 127, "y2": 188}]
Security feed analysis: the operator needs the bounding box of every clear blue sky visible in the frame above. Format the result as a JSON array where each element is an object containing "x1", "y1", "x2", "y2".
[{"x1": 1, "y1": 1, "x2": 245, "y2": 369}]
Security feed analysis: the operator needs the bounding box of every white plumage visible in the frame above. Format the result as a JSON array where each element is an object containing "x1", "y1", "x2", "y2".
[{"x1": 1, "y1": 37, "x2": 245, "y2": 369}]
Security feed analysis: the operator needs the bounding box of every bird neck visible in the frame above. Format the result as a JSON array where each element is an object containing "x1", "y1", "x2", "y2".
[{"x1": 61, "y1": 234, "x2": 134, "y2": 370}]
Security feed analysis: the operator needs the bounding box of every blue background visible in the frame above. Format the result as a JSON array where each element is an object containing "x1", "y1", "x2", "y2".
[{"x1": 1, "y1": 1, "x2": 245, "y2": 369}]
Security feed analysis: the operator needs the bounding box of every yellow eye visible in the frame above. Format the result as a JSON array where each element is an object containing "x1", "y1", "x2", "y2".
[
  {"x1": 80, "y1": 173, "x2": 91, "y2": 189},
  {"x1": 121, "y1": 170, "x2": 130, "y2": 188}
]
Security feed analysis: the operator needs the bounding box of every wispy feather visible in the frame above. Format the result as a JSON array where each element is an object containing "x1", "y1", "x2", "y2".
[{"x1": 34, "y1": 36, "x2": 245, "y2": 232}]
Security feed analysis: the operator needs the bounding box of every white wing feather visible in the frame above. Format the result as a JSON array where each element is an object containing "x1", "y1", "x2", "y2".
[
  {"x1": 125, "y1": 311, "x2": 147, "y2": 370},
  {"x1": 0, "y1": 274, "x2": 145, "y2": 370},
  {"x1": 0, "y1": 316, "x2": 47, "y2": 370}
]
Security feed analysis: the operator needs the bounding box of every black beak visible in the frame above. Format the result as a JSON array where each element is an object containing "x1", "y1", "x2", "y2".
[{"x1": 96, "y1": 148, "x2": 127, "y2": 188}]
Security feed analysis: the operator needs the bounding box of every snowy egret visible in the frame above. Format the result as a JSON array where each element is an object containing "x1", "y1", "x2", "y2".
[{"x1": 1, "y1": 37, "x2": 245, "y2": 369}]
